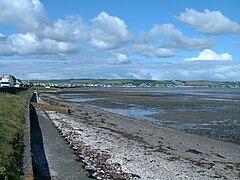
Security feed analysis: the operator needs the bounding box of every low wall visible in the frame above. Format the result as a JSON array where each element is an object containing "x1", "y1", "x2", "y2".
[{"x1": 23, "y1": 93, "x2": 36, "y2": 179}]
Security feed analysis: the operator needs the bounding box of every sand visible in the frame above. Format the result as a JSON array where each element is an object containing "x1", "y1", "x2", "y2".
[
  {"x1": 38, "y1": 92, "x2": 240, "y2": 179},
  {"x1": 58, "y1": 88, "x2": 240, "y2": 144}
]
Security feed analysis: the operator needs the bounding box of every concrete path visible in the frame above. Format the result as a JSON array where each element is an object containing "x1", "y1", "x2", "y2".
[{"x1": 30, "y1": 103, "x2": 91, "y2": 179}]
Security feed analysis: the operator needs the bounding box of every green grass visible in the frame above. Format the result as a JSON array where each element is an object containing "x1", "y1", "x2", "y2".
[
  {"x1": 0, "y1": 93, "x2": 27, "y2": 179},
  {"x1": 18, "y1": 86, "x2": 59, "y2": 100}
]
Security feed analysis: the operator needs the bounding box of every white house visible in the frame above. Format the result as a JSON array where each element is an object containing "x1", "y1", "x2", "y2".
[
  {"x1": 0, "y1": 74, "x2": 16, "y2": 87},
  {"x1": 14, "y1": 79, "x2": 24, "y2": 88}
]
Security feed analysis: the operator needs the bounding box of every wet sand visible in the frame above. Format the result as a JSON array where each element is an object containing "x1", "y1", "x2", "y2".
[
  {"x1": 59, "y1": 88, "x2": 240, "y2": 144},
  {"x1": 38, "y1": 92, "x2": 240, "y2": 179}
]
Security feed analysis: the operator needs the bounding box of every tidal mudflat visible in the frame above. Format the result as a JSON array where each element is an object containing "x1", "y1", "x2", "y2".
[
  {"x1": 37, "y1": 89, "x2": 240, "y2": 179},
  {"x1": 60, "y1": 87, "x2": 240, "y2": 144}
]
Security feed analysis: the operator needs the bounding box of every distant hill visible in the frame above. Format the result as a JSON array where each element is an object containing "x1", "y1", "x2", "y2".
[{"x1": 29, "y1": 79, "x2": 240, "y2": 88}]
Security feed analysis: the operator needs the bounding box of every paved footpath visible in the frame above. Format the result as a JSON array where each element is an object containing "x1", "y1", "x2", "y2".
[{"x1": 31, "y1": 107, "x2": 91, "y2": 180}]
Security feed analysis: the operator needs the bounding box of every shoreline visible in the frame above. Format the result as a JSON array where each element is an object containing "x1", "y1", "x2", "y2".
[
  {"x1": 39, "y1": 92, "x2": 240, "y2": 179},
  {"x1": 58, "y1": 88, "x2": 240, "y2": 145}
]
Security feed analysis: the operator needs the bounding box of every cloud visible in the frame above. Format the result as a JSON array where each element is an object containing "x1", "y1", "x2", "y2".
[
  {"x1": 0, "y1": 0, "x2": 80, "y2": 56},
  {"x1": 0, "y1": 1, "x2": 133, "y2": 56},
  {"x1": 0, "y1": 0, "x2": 237, "y2": 70},
  {"x1": 0, "y1": 0, "x2": 50, "y2": 31},
  {"x1": 185, "y1": 49, "x2": 232, "y2": 61},
  {"x1": 0, "y1": 33, "x2": 77, "y2": 56},
  {"x1": 233, "y1": 41, "x2": 240, "y2": 46},
  {"x1": 125, "y1": 61, "x2": 240, "y2": 81},
  {"x1": 133, "y1": 44, "x2": 176, "y2": 57},
  {"x1": 146, "y1": 24, "x2": 216, "y2": 50},
  {"x1": 176, "y1": 8, "x2": 240, "y2": 35},
  {"x1": 0, "y1": 2, "x2": 133, "y2": 57},
  {"x1": 1, "y1": 57, "x2": 239, "y2": 81},
  {"x1": 41, "y1": 11, "x2": 132, "y2": 50},
  {"x1": 0, "y1": 0, "x2": 133, "y2": 54},
  {"x1": 89, "y1": 12, "x2": 132, "y2": 49},
  {"x1": 133, "y1": 23, "x2": 215, "y2": 58},
  {"x1": 40, "y1": 15, "x2": 89, "y2": 42},
  {"x1": 106, "y1": 53, "x2": 130, "y2": 64},
  {"x1": 149, "y1": 61, "x2": 240, "y2": 81},
  {"x1": 0, "y1": 33, "x2": 6, "y2": 43}
]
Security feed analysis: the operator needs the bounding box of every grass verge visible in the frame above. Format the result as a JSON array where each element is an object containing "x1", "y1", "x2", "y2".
[
  {"x1": 31, "y1": 103, "x2": 69, "y2": 114},
  {"x1": 0, "y1": 93, "x2": 27, "y2": 179}
]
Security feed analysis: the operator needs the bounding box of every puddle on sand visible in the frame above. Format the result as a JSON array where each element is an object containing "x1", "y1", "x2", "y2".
[
  {"x1": 89, "y1": 105, "x2": 166, "y2": 124},
  {"x1": 71, "y1": 98, "x2": 108, "y2": 103},
  {"x1": 61, "y1": 95, "x2": 108, "y2": 103}
]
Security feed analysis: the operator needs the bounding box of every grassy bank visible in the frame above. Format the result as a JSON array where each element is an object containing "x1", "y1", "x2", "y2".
[{"x1": 0, "y1": 93, "x2": 27, "y2": 179}]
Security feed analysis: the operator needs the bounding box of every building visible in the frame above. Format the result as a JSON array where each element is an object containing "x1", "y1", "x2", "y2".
[
  {"x1": 0, "y1": 74, "x2": 16, "y2": 88},
  {"x1": 14, "y1": 79, "x2": 24, "y2": 88}
]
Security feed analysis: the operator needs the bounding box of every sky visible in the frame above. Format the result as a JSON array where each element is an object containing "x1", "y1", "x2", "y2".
[{"x1": 0, "y1": 0, "x2": 240, "y2": 81}]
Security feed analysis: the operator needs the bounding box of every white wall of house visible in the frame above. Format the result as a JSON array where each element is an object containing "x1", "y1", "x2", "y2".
[
  {"x1": 14, "y1": 79, "x2": 23, "y2": 88},
  {"x1": 0, "y1": 75, "x2": 15, "y2": 87}
]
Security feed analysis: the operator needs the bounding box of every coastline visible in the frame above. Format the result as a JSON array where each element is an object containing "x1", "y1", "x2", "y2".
[
  {"x1": 58, "y1": 87, "x2": 240, "y2": 145},
  {"x1": 39, "y1": 92, "x2": 240, "y2": 179}
]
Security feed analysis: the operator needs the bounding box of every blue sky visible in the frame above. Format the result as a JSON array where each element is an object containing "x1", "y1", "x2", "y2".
[{"x1": 0, "y1": 0, "x2": 239, "y2": 80}]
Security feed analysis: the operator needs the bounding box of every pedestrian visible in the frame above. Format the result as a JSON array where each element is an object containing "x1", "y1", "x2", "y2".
[{"x1": 68, "y1": 108, "x2": 71, "y2": 115}]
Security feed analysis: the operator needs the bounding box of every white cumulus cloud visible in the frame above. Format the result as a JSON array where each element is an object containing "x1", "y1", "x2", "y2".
[
  {"x1": 133, "y1": 23, "x2": 215, "y2": 58},
  {"x1": 185, "y1": 49, "x2": 232, "y2": 61},
  {"x1": 41, "y1": 12, "x2": 132, "y2": 50},
  {"x1": 0, "y1": 0, "x2": 50, "y2": 31},
  {"x1": 90, "y1": 12, "x2": 132, "y2": 49},
  {"x1": 148, "y1": 24, "x2": 216, "y2": 50},
  {"x1": 40, "y1": 15, "x2": 89, "y2": 42},
  {"x1": 0, "y1": 33, "x2": 77, "y2": 56},
  {"x1": 0, "y1": 1, "x2": 133, "y2": 56},
  {"x1": 176, "y1": 8, "x2": 240, "y2": 35}
]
